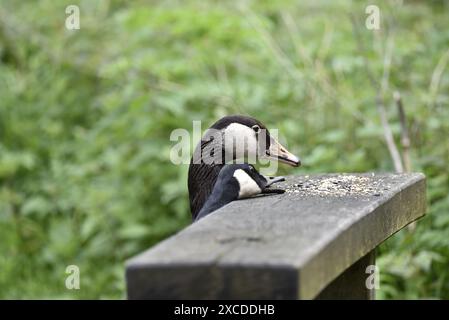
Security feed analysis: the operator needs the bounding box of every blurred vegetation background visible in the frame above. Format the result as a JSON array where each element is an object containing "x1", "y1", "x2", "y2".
[{"x1": 1, "y1": 0, "x2": 448, "y2": 299}]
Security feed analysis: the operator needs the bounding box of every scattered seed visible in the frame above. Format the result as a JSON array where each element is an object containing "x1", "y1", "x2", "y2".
[{"x1": 285, "y1": 174, "x2": 394, "y2": 198}]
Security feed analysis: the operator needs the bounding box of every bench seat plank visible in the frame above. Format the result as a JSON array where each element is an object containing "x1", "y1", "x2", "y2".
[{"x1": 126, "y1": 173, "x2": 426, "y2": 299}]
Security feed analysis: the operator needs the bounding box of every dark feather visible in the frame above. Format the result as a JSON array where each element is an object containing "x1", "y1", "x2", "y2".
[{"x1": 188, "y1": 161, "x2": 224, "y2": 219}]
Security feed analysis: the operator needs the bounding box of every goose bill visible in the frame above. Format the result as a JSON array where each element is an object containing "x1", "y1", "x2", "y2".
[
  {"x1": 265, "y1": 139, "x2": 301, "y2": 167},
  {"x1": 264, "y1": 175, "x2": 286, "y2": 187}
]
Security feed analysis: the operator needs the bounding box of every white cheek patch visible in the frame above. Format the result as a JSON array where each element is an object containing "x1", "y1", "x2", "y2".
[
  {"x1": 233, "y1": 169, "x2": 262, "y2": 199},
  {"x1": 224, "y1": 123, "x2": 258, "y2": 162}
]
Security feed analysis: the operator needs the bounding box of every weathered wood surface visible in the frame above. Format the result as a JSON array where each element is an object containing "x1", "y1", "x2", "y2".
[{"x1": 126, "y1": 173, "x2": 426, "y2": 299}]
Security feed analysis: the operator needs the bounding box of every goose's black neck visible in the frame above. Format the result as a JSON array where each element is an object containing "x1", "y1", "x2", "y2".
[
  {"x1": 194, "y1": 176, "x2": 239, "y2": 222},
  {"x1": 188, "y1": 137, "x2": 227, "y2": 219},
  {"x1": 188, "y1": 160, "x2": 224, "y2": 219}
]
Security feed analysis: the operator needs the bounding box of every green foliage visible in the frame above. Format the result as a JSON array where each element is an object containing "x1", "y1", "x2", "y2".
[{"x1": 0, "y1": 0, "x2": 448, "y2": 298}]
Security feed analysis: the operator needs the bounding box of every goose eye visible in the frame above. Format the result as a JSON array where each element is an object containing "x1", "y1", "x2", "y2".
[{"x1": 252, "y1": 125, "x2": 260, "y2": 133}]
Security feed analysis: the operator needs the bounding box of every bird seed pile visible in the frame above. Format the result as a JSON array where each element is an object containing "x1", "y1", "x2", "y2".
[{"x1": 285, "y1": 174, "x2": 393, "y2": 198}]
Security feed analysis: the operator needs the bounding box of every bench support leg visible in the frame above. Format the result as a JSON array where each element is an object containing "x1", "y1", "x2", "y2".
[{"x1": 316, "y1": 250, "x2": 376, "y2": 300}]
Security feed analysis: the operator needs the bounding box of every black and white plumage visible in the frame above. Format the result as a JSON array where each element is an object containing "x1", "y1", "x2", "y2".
[
  {"x1": 194, "y1": 164, "x2": 285, "y2": 222},
  {"x1": 188, "y1": 115, "x2": 300, "y2": 220}
]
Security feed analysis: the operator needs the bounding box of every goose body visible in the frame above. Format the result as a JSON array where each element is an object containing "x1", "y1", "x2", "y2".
[
  {"x1": 194, "y1": 164, "x2": 285, "y2": 222},
  {"x1": 188, "y1": 115, "x2": 300, "y2": 220}
]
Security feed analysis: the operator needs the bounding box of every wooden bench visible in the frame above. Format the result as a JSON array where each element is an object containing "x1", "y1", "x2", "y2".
[{"x1": 126, "y1": 173, "x2": 426, "y2": 299}]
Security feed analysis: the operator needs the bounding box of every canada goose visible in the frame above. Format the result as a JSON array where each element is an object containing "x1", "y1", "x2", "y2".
[
  {"x1": 188, "y1": 115, "x2": 300, "y2": 220},
  {"x1": 194, "y1": 164, "x2": 285, "y2": 222}
]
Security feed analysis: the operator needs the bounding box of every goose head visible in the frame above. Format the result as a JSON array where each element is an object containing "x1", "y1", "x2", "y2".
[
  {"x1": 230, "y1": 163, "x2": 286, "y2": 198},
  {"x1": 194, "y1": 163, "x2": 285, "y2": 222},
  {"x1": 197, "y1": 115, "x2": 301, "y2": 167},
  {"x1": 189, "y1": 115, "x2": 299, "y2": 220}
]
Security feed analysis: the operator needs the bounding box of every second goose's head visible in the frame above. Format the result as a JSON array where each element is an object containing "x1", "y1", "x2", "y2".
[
  {"x1": 194, "y1": 164, "x2": 285, "y2": 222},
  {"x1": 197, "y1": 115, "x2": 301, "y2": 167}
]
